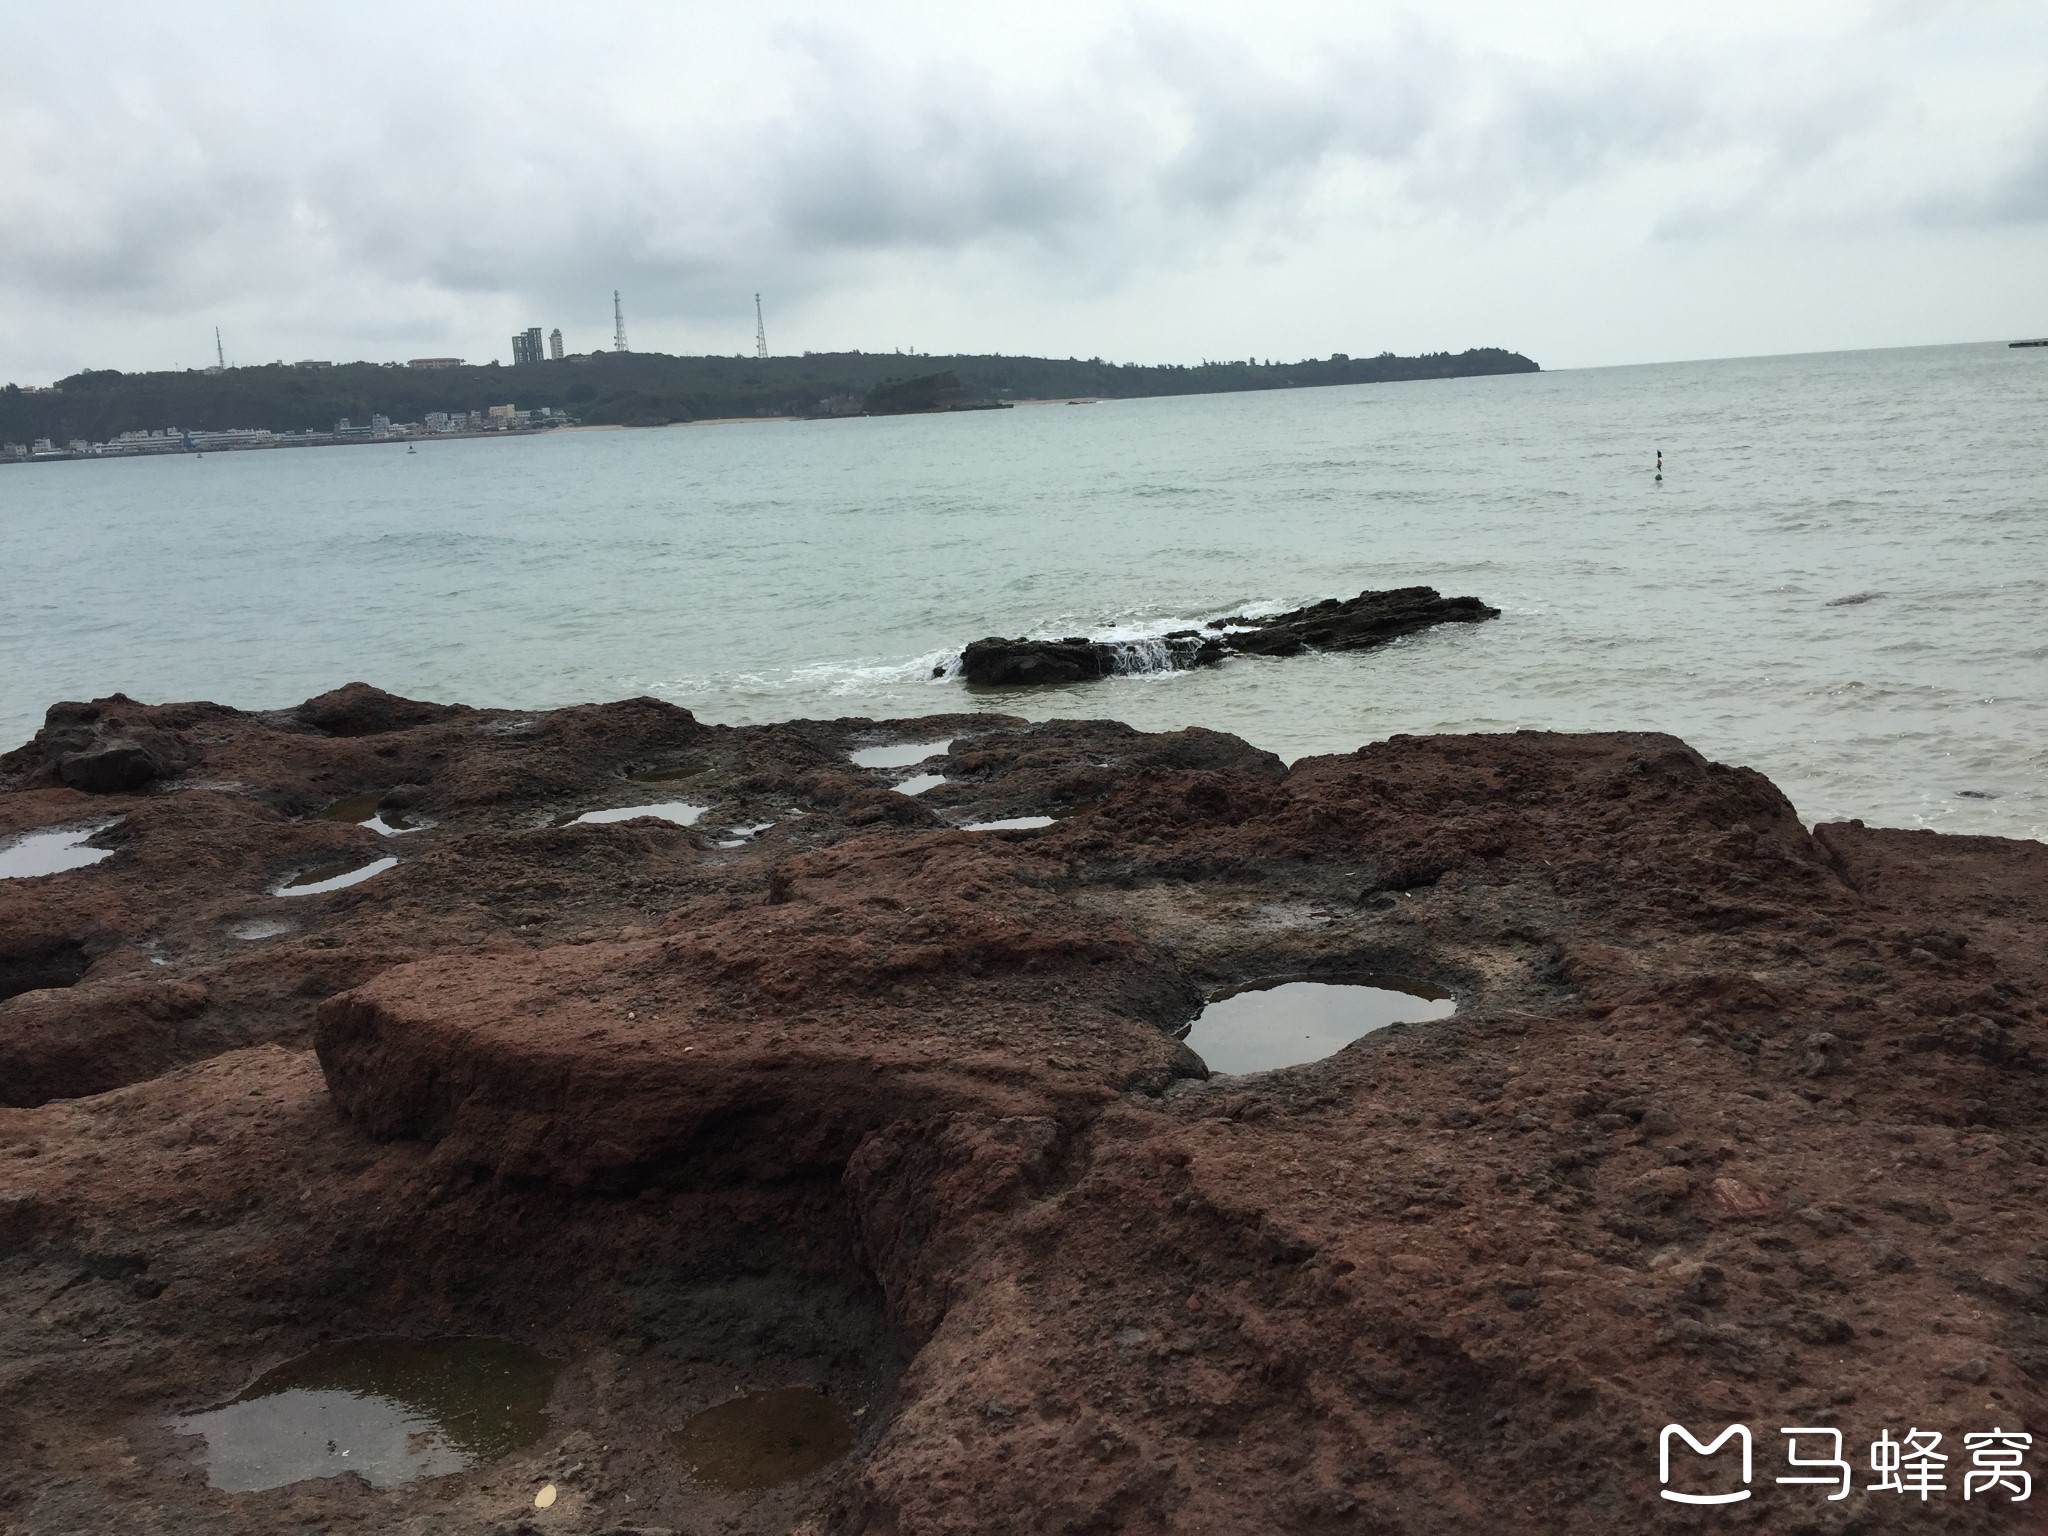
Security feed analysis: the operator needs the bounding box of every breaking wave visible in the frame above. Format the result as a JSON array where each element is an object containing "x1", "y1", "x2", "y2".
[{"x1": 1102, "y1": 633, "x2": 1213, "y2": 676}]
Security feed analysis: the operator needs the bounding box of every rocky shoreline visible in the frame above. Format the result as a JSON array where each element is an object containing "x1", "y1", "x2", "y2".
[{"x1": 2, "y1": 685, "x2": 2044, "y2": 1533}]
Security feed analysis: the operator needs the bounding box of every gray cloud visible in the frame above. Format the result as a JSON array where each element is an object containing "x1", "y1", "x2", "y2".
[
  {"x1": 1, "y1": 2, "x2": 2045, "y2": 377},
  {"x1": 1913, "y1": 106, "x2": 2048, "y2": 227}
]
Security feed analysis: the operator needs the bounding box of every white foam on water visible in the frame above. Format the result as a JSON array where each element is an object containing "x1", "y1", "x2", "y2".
[
  {"x1": 656, "y1": 649, "x2": 963, "y2": 703},
  {"x1": 569, "y1": 801, "x2": 706, "y2": 827},
  {"x1": 1104, "y1": 633, "x2": 1214, "y2": 677},
  {"x1": 645, "y1": 608, "x2": 1279, "y2": 709},
  {"x1": 275, "y1": 856, "x2": 399, "y2": 897},
  {"x1": 806, "y1": 649, "x2": 963, "y2": 696},
  {"x1": 0, "y1": 823, "x2": 117, "y2": 879},
  {"x1": 850, "y1": 738, "x2": 952, "y2": 769}
]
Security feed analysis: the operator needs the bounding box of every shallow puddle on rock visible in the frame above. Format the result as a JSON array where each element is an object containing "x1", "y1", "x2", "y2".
[
  {"x1": 274, "y1": 856, "x2": 399, "y2": 897},
  {"x1": 850, "y1": 739, "x2": 951, "y2": 770},
  {"x1": 892, "y1": 774, "x2": 947, "y2": 796},
  {"x1": 316, "y1": 792, "x2": 383, "y2": 823},
  {"x1": 1179, "y1": 979, "x2": 1455, "y2": 1074},
  {"x1": 567, "y1": 801, "x2": 707, "y2": 827},
  {"x1": 317, "y1": 794, "x2": 425, "y2": 835},
  {"x1": 715, "y1": 821, "x2": 775, "y2": 848},
  {"x1": 230, "y1": 917, "x2": 296, "y2": 941},
  {"x1": 0, "y1": 824, "x2": 117, "y2": 880},
  {"x1": 168, "y1": 1336, "x2": 558, "y2": 1493},
  {"x1": 671, "y1": 1387, "x2": 854, "y2": 1492},
  {"x1": 961, "y1": 815, "x2": 1055, "y2": 831}
]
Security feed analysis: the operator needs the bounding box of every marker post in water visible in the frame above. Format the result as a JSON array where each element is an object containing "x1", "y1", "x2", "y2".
[{"x1": 1656, "y1": 448, "x2": 1663, "y2": 483}]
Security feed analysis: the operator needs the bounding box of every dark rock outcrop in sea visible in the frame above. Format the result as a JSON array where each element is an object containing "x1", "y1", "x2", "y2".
[
  {"x1": 952, "y1": 585, "x2": 1499, "y2": 685},
  {"x1": 3, "y1": 685, "x2": 2045, "y2": 1534}
]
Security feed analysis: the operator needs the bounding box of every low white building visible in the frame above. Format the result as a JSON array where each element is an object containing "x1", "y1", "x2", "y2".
[{"x1": 186, "y1": 428, "x2": 278, "y2": 450}]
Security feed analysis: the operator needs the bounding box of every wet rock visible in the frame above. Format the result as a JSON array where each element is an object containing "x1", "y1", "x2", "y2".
[
  {"x1": 1709, "y1": 1175, "x2": 1774, "y2": 1220},
  {"x1": 42, "y1": 702, "x2": 102, "y2": 729},
  {"x1": 291, "y1": 682, "x2": 472, "y2": 737},
  {"x1": 1, "y1": 979, "x2": 210, "y2": 1106},
  {"x1": 957, "y1": 634, "x2": 1213, "y2": 686},
  {"x1": 1639, "y1": 1105, "x2": 1682, "y2": 1136},
  {"x1": 2, "y1": 696, "x2": 2047, "y2": 1535},
  {"x1": 0, "y1": 936, "x2": 89, "y2": 1004},
  {"x1": 843, "y1": 788, "x2": 943, "y2": 828},
  {"x1": 1218, "y1": 585, "x2": 1499, "y2": 656},
  {"x1": 55, "y1": 739, "x2": 164, "y2": 793},
  {"x1": 1789, "y1": 1310, "x2": 1856, "y2": 1345},
  {"x1": 952, "y1": 586, "x2": 1497, "y2": 685},
  {"x1": 0, "y1": 696, "x2": 197, "y2": 793}
]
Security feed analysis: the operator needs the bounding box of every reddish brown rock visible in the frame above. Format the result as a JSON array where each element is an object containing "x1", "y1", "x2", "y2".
[
  {"x1": 317, "y1": 833, "x2": 1202, "y2": 1189},
  {"x1": 0, "y1": 977, "x2": 208, "y2": 1106},
  {"x1": 2, "y1": 692, "x2": 2046, "y2": 1535}
]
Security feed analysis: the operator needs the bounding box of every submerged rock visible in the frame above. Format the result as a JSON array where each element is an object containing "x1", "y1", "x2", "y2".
[
  {"x1": 951, "y1": 585, "x2": 1498, "y2": 685},
  {"x1": 956, "y1": 631, "x2": 1226, "y2": 686},
  {"x1": 1219, "y1": 584, "x2": 1499, "y2": 655}
]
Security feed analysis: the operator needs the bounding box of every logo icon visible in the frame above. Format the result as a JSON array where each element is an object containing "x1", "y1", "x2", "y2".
[{"x1": 1661, "y1": 1424, "x2": 1753, "y2": 1505}]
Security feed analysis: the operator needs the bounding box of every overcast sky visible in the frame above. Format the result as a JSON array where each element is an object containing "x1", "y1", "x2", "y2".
[{"x1": 3, "y1": 1, "x2": 2045, "y2": 381}]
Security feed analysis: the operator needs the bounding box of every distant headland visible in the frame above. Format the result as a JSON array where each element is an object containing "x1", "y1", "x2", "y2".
[{"x1": 0, "y1": 346, "x2": 1538, "y2": 462}]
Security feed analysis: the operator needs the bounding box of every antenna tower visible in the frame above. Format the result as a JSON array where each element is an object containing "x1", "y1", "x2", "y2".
[
  {"x1": 754, "y1": 294, "x2": 767, "y2": 359},
  {"x1": 214, "y1": 326, "x2": 225, "y2": 370},
  {"x1": 612, "y1": 290, "x2": 629, "y2": 353}
]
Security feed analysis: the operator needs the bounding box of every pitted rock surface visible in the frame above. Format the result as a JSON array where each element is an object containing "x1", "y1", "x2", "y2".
[{"x1": 1, "y1": 687, "x2": 2044, "y2": 1534}]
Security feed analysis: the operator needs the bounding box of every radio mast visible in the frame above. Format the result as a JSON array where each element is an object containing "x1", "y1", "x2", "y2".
[
  {"x1": 612, "y1": 291, "x2": 629, "y2": 353},
  {"x1": 214, "y1": 327, "x2": 225, "y2": 371},
  {"x1": 754, "y1": 294, "x2": 767, "y2": 359}
]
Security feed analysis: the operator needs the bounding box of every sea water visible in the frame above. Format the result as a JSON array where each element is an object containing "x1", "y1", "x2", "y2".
[{"x1": 2, "y1": 342, "x2": 2041, "y2": 839}]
